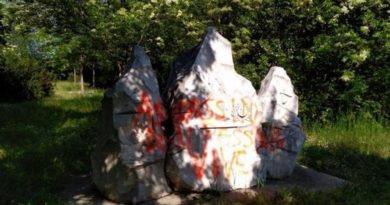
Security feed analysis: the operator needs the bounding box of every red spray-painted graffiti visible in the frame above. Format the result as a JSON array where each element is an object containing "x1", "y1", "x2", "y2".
[
  {"x1": 129, "y1": 92, "x2": 285, "y2": 181},
  {"x1": 132, "y1": 91, "x2": 167, "y2": 153},
  {"x1": 257, "y1": 127, "x2": 285, "y2": 151},
  {"x1": 171, "y1": 97, "x2": 213, "y2": 180},
  {"x1": 171, "y1": 97, "x2": 258, "y2": 181},
  {"x1": 211, "y1": 149, "x2": 221, "y2": 177}
]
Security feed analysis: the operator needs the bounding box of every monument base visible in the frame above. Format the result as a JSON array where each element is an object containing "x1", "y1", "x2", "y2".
[{"x1": 61, "y1": 164, "x2": 348, "y2": 205}]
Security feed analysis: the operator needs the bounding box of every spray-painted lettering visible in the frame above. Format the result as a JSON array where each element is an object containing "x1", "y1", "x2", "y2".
[{"x1": 171, "y1": 97, "x2": 258, "y2": 181}]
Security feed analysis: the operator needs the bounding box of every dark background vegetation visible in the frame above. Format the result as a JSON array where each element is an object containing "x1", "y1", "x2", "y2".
[{"x1": 0, "y1": 0, "x2": 388, "y2": 122}]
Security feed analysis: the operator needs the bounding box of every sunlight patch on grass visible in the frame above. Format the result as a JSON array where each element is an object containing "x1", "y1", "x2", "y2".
[
  {"x1": 53, "y1": 81, "x2": 104, "y2": 99},
  {"x1": 0, "y1": 80, "x2": 104, "y2": 204},
  {"x1": 0, "y1": 148, "x2": 6, "y2": 159},
  {"x1": 305, "y1": 113, "x2": 390, "y2": 159}
]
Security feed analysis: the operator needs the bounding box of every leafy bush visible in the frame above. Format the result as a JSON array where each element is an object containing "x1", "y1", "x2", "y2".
[{"x1": 0, "y1": 66, "x2": 55, "y2": 101}]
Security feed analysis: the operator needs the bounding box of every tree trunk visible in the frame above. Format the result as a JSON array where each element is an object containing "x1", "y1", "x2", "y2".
[
  {"x1": 92, "y1": 65, "x2": 96, "y2": 88},
  {"x1": 117, "y1": 61, "x2": 122, "y2": 77},
  {"x1": 73, "y1": 68, "x2": 76, "y2": 85},
  {"x1": 80, "y1": 55, "x2": 85, "y2": 94}
]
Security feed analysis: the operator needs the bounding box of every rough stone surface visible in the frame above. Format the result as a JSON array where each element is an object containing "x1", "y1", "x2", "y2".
[
  {"x1": 256, "y1": 66, "x2": 306, "y2": 179},
  {"x1": 91, "y1": 46, "x2": 171, "y2": 203},
  {"x1": 164, "y1": 27, "x2": 265, "y2": 192}
]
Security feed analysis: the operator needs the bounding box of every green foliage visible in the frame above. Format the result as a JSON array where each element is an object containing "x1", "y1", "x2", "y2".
[
  {"x1": 0, "y1": 67, "x2": 55, "y2": 101},
  {"x1": 0, "y1": 4, "x2": 56, "y2": 101},
  {"x1": 0, "y1": 37, "x2": 55, "y2": 100},
  {"x1": 1, "y1": 0, "x2": 389, "y2": 116},
  {"x1": 0, "y1": 41, "x2": 55, "y2": 101}
]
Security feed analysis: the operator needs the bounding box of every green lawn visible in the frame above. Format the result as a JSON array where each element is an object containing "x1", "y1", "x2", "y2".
[
  {"x1": 205, "y1": 113, "x2": 390, "y2": 205},
  {"x1": 0, "y1": 81, "x2": 103, "y2": 204},
  {"x1": 0, "y1": 81, "x2": 389, "y2": 204},
  {"x1": 252, "y1": 115, "x2": 390, "y2": 205},
  {"x1": 296, "y1": 115, "x2": 390, "y2": 205}
]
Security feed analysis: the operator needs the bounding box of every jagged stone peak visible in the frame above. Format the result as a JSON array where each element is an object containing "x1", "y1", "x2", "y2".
[
  {"x1": 194, "y1": 27, "x2": 234, "y2": 71},
  {"x1": 130, "y1": 45, "x2": 152, "y2": 70},
  {"x1": 259, "y1": 66, "x2": 296, "y2": 99}
]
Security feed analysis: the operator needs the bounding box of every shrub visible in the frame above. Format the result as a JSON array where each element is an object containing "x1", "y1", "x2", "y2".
[{"x1": 0, "y1": 66, "x2": 55, "y2": 101}]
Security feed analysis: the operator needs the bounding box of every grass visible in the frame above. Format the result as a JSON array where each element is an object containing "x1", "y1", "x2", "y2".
[
  {"x1": 295, "y1": 115, "x2": 390, "y2": 205},
  {"x1": 211, "y1": 114, "x2": 390, "y2": 205},
  {"x1": 0, "y1": 81, "x2": 389, "y2": 204},
  {"x1": 0, "y1": 81, "x2": 103, "y2": 204}
]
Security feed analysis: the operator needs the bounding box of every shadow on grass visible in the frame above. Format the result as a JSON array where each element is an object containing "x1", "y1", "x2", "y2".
[
  {"x1": 269, "y1": 144, "x2": 390, "y2": 205},
  {"x1": 206, "y1": 144, "x2": 390, "y2": 205},
  {"x1": 300, "y1": 144, "x2": 390, "y2": 182},
  {"x1": 0, "y1": 94, "x2": 102, "y2": 204},
  {"x1": 1, "y1": 93, "x2": 389, "y2": 205}
]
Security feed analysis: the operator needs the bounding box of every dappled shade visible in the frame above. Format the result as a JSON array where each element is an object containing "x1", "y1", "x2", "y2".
[
  {"x1": 256, "y1": 66, "x2": 306, "y2": 179},
  {"x1": 164, "y1": 27, "x2": 266, "y2": 191},
  {"x1": 91, "y1": 46, "x2": 171, "y2": 203},
  {"x1": 91, "y1": 28, "x2": 307, "y2": 203}
]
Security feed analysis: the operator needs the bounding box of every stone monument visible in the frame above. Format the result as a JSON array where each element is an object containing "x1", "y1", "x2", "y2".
[
  {"x1": 91, "y1": 28, "x2": 307, "y2": 204},
  {"x1": 91, "y1": 46, "x2": 171, "y2": 203},
  {"x1": 164, "y1": 27, "x2": 266, "y2": 192},
  {"x1": 256, "y1": 66, "x2": 306, "y2": 179}
]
